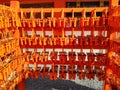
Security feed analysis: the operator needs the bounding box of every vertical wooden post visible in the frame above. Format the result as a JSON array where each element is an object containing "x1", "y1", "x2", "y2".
[
  {"x1": 10, "y1": 1, "x2": 20, "y2": 9},
  {"x1": 41, "y1": 8, "x2": 44, "y2": 19},
  {"x1": 54, "y1": 0, "x2": 66, "y2": 17},
  {"x1": 54, "y1": 0, "x2": 66, "y2": 8},
  {"x1": 72, "y1": 9, "x2": 74, "y2": 18},
  {"x1": 76, "y1": 0, "x2": 80, "y2": 7},
  {"x1": 61, "y1": 9, "x2": 64, "y2": 18},
  {"x1": 18, "y1": 79, "x2": 26, "y2": 90},
  {"x1": 13, "y1": 28, "x2": 20, "y2": 39},
  {"x1": 82, "y1": 9, "x2": 86, "y2": 18},
  {"x1": 109, "y1": 0, "x2": 119, "y2": 7},
  {"x1": 51, "y1": 9, "x2": 54, "y2": 18},
  {"x1": 104, "y1": 84, "x2": 111, "y2": 90},
  {"x1": 103, "y1": 68, "x2": 112, "y2": 90},
  {"x1": 100, "y1": 0, "x2": 104, "y2": 7}
]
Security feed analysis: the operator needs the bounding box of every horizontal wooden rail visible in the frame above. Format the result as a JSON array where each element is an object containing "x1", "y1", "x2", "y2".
[{"x1": 19, "y1": 7, "x2": 108, "y2": 13}]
